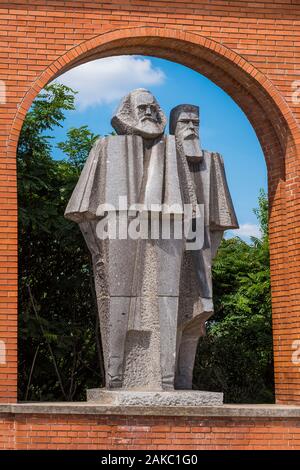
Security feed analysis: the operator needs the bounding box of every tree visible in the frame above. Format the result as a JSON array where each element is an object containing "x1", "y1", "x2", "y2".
[
  {"x1": 57, "y1": 126, "x2": 99, "y2": 170},
  {"x1": 194, "y1": 190, "x2": 274, "y2": 403},
  {"x1": 18, "y1": 83, "x2": 102, "y2": 401}
]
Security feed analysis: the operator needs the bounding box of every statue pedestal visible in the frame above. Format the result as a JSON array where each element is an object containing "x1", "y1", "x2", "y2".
[{"x1": 86, "y1": 389, "x2": 223, "y2": 406}]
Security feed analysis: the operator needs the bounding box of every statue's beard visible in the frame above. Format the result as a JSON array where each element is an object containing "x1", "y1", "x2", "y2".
[
  {"x1": 179, "y1": 134, "x2": 203, "y2": 162},
  {"x1": 135, "y1": 118, "x2": 163, "y2": 139}
]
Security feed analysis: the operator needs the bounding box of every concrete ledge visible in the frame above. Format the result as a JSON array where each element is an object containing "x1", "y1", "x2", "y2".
[{"x1": 1, "y1": 403, "x2": 300, "y2": 418}]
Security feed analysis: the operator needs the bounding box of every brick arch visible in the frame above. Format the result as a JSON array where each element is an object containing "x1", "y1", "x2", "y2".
[
  {"x1": 9, "y1": 27, "x2": 300, "y2": 170},
  {"x1": 6, "y1": 26, "x2": 300, "y2": 404}
]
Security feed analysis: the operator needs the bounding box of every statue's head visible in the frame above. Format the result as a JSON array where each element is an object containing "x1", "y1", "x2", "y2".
[
  {"x1": 170, "y1": 104, "x2": 200, "y2": 140},
  {"x1": 111, "y1": 88, "x2": 167, "y2": 140},
  {"x1": 170, "y1": 104, "x2": 202, "y2": 161}
]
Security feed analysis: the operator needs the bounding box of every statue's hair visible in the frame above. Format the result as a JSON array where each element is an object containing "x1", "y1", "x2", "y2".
[
  {"x1": 169, "y1": 104, "x2": 199, "y2": 135},
  {"x1": 111, "y1": 88, "x2": 166, "y2": 136}
]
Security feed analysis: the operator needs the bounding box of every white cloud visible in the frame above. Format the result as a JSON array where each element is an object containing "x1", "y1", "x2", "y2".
[
  {"x1": 55, "y1": 56, "x2": 166, "y2": 110},
  {"x1": 228, "y1": 223, "x2": 261, "y2": 240}
]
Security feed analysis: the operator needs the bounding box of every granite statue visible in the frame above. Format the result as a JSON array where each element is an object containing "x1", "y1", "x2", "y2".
[
  {"x1": 170, "y1": 104, "x2": 239, "y2": 390},
  {"x1": 64, "y1": 89, "x2": 238, "y2": 403}
]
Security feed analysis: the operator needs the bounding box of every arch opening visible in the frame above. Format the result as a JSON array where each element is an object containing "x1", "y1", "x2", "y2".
[
  {"x1": 10, "y1": 28, "x2": 299, "y2": 223},
  {"x1": 13, "y1": 27, "x2": 300, "y2": 404}
]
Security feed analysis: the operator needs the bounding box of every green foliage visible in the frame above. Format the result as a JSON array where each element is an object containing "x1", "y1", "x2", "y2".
[
  {"x1": 57, "y1": 126, "x2": 99, "y2": 169},
  {"x1": 194, "y1": 190, "x2": 274, "y2": 403},
  {"x1": 18, "y1": 83, "x2": 103, "y2": 401}
]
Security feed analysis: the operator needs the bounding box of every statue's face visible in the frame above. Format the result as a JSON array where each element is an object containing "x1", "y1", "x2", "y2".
[
  {"x1": 111, "y1": 89, "x2": 167, "y2": 139},
  {"x1": 175, "y1": 110, "x2": 199, "y2": 141},
  {"x1": 132, "y1": 92, "x2": 162, "y2": 137}
]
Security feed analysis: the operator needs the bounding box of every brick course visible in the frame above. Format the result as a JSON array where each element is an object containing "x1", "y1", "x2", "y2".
[
  {"x1": 1, "y1": 411, "x2": 300, "y2": 450},
  {"x1": 0, "y1": 0, "x2": 300, "y2": 405}
]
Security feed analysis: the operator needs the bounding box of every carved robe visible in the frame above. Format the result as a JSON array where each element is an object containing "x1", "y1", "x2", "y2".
[
  {"x1": 175, "y1": 149, "x2": 239, "y2": 389},
  {"x1": 65, "y1": 135, "x2": 189, "y2": 389},
  {"x1": 65, "y1": 135, "x2": 186, "y2": 222},
  {"x1": 65, "y1": 135, "x2": 238, "y2": 390}
]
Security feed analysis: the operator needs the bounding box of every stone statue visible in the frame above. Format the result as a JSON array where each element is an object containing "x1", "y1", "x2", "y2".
[
  {"x1": 170, "y1": 104, "x2": 239, "y2": 389},
  {"x1": 64, "y1": 90, "x2": 238, "y2": 405}
]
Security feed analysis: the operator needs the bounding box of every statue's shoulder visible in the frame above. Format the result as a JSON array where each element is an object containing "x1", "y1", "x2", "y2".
[
  {"x1": 100, "y1": 134, "x2": 143, "y2": 146},
  {"x1": 89, "y1": 135, "x2": 140, "y2": 158},
  {"x1": 93, "y1": 136, "x2": 104, "y2": 147},
  {"x1": 202, "y1": 149, "x2": 222, "y2": 157},
  {"x1": 203, "y1": 150, "x2": 224, "y2": 165},
  {"x1": 88, "y1": 137, "x2": 105, "y2": 158},
  {"x1": 212, "y1": 151, "x2": 224, "y2": 164},
  {"x1": 164, "y1": 134, "x2": 176, "y2": 153}
]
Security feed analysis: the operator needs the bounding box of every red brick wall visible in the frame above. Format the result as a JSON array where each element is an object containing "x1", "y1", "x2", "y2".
[
  {"x1": 1, "y1": 1, "x2": 300, "y2": 404},
  {"x1": 1, "y1": 412, "x2": 300, "y2": 450}
]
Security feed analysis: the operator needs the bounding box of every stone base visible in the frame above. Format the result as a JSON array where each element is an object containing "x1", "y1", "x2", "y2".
[{"x1": 86, "y1": 389, "x2": 223, "y2": 406}]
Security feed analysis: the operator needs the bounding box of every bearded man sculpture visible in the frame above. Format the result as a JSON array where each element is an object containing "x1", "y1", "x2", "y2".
[
  {"x1": 170, "y1": 104, "x2": 239, "y2": 390},
  {"x1": 65, "y1": 90, "x2": 238, "y2": 406}
]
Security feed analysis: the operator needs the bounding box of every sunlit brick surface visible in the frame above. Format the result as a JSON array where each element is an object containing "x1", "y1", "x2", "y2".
[
  {"x1": 1, "y1": 413, "x2": 300, "y2": 450},
  {"x1": 1, "y1": 1, "x2": 300, "y2": 404}
]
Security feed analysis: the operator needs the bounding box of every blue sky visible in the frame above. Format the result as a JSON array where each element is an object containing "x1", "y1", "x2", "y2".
[{"x1": 50, "y1": 55, "x2": 267, "y2": 239}]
